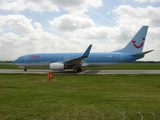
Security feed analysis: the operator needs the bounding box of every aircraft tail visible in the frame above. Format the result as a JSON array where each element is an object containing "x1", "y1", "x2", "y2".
[{"x1": 115, "y1": 26, "x2": 148, "y2": 53}]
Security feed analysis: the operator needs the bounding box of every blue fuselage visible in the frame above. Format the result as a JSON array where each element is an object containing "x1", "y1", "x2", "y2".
[{"x1": 13, "y1": 52, "x2": 143, "y2": 68}]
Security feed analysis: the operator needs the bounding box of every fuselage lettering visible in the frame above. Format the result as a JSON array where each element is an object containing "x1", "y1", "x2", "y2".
[{"x1": 31, "y1": 55, "x2": 40, "y2": 59}]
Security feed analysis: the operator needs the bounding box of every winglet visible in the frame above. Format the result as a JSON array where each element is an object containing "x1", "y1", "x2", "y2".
[{"x1": 81, "y1": 44, "x2": 92, "y2": 58}]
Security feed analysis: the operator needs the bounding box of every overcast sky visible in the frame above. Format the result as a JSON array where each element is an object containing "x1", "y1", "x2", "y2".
[{"x1": 0, "y1": 0, "x2": 160, "y2": 61}]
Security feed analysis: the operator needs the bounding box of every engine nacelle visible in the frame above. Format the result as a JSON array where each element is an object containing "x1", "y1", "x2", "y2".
[{"x1": 50, "y1": 63, "x2": 64, "y2": 70}]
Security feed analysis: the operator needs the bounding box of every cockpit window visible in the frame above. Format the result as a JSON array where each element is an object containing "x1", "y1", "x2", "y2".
[{"x1": 17, "y1": 57, "x2": 21, "y2": 60}]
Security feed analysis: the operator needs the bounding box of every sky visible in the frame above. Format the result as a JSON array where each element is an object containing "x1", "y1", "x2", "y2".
[{"x1": 0, "y1": 0, "x2": 160, "y2": 61}]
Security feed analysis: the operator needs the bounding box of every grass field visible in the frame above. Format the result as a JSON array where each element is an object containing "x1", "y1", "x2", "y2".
[
  {"x1": 0, "y1": 74, "x2": 160, "y2": 119},
  {"x1": 0, "y1": 62, "x2": 160, "y2": 70},
  {"x1": 0, "y1": 63, "x2": 19, "y2": 69},
  {"x1": 84, "y1": 63, "x2": 160, "y2": 70}
]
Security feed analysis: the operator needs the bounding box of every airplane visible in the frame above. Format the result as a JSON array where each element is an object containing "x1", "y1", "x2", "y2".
[{"x1": 13, "y1": 26, "x2": 153, "y2": 72}]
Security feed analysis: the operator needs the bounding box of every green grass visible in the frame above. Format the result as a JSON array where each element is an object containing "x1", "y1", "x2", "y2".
[
  {"x1": 0, "y1": 74, "x2": 160, "y2": 119},
  {"x1": 0, "y1": 63, "x2": 19, "y2": 69},
  {"x1": 84, "y1": 63, "x2": 160, "y2": 70},
  {"x1": 1, "y1": 62, "x2": 160, "y2": 70}
]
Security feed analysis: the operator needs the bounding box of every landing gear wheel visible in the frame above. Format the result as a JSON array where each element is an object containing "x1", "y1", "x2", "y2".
[
  {"x1": 77, "y1": 67, "x2": 82, "y2": 72},
  {"x1": 73, "y1": 67, "x2": 82, "y2": 73},
  {"x1": 24, "y1": 67, "x2": 27, "y2": 72},
  {"x1": 73, "y1": 68, "x2": 77, "y2": 73}
]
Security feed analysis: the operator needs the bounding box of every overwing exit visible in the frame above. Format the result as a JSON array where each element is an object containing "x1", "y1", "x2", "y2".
[{"x1": 13, "y1": 26, "x2": 153, "y2": 72}]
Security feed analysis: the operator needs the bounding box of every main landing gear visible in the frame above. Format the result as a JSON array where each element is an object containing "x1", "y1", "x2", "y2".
[
  {"x1": 73, "y1": 67, "x2": 82, "y2": 73},
  {"x1": 24, "y1": 67, "x2": 27, "y2": 72}
]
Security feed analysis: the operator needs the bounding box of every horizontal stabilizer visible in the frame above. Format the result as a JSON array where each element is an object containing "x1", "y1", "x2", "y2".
[{"x1": 133, "y1": 50, "x2": 154, "y2": 56}]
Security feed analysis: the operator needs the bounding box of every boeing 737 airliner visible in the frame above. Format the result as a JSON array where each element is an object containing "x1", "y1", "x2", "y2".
[{"x1": 13, "y1": 26, "x2": 153, "y2": 72}]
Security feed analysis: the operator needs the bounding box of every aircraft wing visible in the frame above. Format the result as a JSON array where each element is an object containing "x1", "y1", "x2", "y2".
[
  {"x1": 133, "y1": 50, "x2": 154, "y2": 56},
  {"x1": 64, "y1": 44, "x2": 92, "y2": 65}
]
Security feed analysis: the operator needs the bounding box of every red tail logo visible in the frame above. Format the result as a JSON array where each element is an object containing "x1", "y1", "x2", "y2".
[{"x1": 132, "y1": 38, "x2": 145, "y2": 48}]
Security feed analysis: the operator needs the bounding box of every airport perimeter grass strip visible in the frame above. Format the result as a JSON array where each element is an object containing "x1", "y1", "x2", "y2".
[
  {"x1": 0, "y1": 74, "x2": 160, "y2": 119},
  {"x1": 0, "y1": 63, "x2": 160, "y2": 70}
]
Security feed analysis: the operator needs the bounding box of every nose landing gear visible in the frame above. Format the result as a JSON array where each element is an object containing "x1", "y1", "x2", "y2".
[{"x1": 24, "y1": 67, "x2": 27, "y2": 72}]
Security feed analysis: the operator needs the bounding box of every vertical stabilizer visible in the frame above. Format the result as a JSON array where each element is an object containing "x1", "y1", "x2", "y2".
[{"x1": 115, "y1": 26, "x2": 148, "y2": 53}]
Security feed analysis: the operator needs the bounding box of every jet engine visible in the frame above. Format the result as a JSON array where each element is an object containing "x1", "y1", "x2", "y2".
[{"x1": 50, "y1": 63, "x2": 64, "y2": 70}]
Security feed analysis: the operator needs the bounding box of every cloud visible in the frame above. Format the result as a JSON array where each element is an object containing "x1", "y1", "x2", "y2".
[
  {"x1": 33, "y1": 22, "x2": 42, "y2": 29},
  {"x1": 113, "y1": 5, "x2": 160, "y2": 27},
  {"x1": 0, "y1": 14, "x2": 33, "y2": 34},
  {"x1": 49, "y1": 14, "x2": 95, "y2": 31},
  {"x1": 26, "y1": 0, "x2": 59, "y2": 12},
  {"x1": 53, "y1": 0, "x2": 103, "y2": 13},
  {"x1": 0, "y1": 0, "x2": 26, "y2": 11},
  {"x1": 135, "y1": 0, "x2": 160, "y2": 3},
  {"x1": 0, "y1": 0, "x2": 59, "y2": 12},
  {"x1": 0, "y1": 0, "x2": 103, "y2": 13}
]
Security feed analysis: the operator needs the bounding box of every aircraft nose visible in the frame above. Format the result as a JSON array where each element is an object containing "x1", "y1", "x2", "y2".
[{"x1": 12, "y1": 59, "x2": 18, "y2": 64}]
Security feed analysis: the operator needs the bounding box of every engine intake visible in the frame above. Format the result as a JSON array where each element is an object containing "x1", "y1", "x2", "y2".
[{"x1": 50, "y1": 63, "x2": 64, "y2": 70}]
